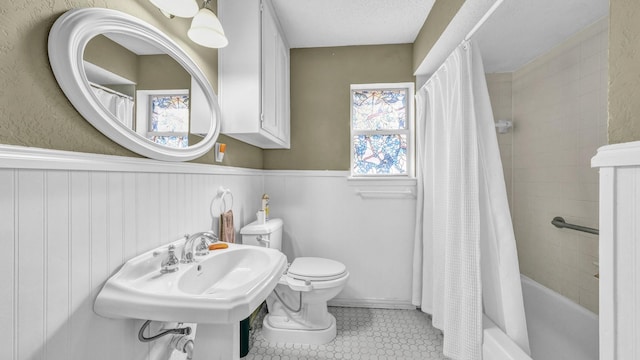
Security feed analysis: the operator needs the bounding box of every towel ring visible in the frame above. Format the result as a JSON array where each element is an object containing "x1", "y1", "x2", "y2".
[{"x1": 212, "y1": 186, "x2": 233, "y2": 214}]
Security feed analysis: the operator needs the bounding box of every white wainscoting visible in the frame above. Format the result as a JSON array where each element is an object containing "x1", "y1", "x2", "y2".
[
  {"x1": 0, "y1": 145, "x2": 263, "y2": 360},
  {"x1": 264, "y1": 171, "x2": 417, "y2": 309},
  {"x1": 592, "y1": 141, "x2": 640, "y2": 360},
  {"x1": 0, "y1": 145, "x2": 420, "y2": 360}
]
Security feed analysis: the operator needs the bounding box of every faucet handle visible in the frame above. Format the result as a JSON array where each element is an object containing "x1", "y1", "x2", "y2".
[
  {"x1": 161, "y1": 245, "x2": 179, "y2": 273},
  {"x1": 195, "y1": 238, "x2": 210, "y2": 257}
]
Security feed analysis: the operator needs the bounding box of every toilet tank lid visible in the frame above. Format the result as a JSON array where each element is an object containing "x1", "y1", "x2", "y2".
[{"x1": 240, "y1": 218, "x2": 283, "y2": 235}]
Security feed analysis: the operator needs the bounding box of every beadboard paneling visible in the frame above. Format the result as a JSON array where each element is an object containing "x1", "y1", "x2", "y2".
[
  {"x1": 593, "y1": 142, "x2": 640, "y2": 359},
  {"x1": 0, "y1": 170, "x2": 15, "y2": 360},
  {"x1": 1, "y1": 146, "x2": 421, "y2": 359},
  {"x1": 17, "y1": 170, "x2": 46, "y2": 360},
  {"x1": 611, "y1": 167, "x2": 640, "y2": 360},
  {"x1": 45, "y1": 171, "x2": 71, "y2": 360},
  {"x1": 0, "y1": 149, "x2": 264, "y2": 360},
  {"x1": 264, "y1": 171, "x2": 417, "y2": 308}
]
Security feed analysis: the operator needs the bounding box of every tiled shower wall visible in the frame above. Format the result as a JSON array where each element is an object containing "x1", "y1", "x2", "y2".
[
  {"x1": 486, "y1": 73, "x2": 514, "y2": 212},
  {"x1": 487, "y1": 19, "x2": 608, "y2": 313}
]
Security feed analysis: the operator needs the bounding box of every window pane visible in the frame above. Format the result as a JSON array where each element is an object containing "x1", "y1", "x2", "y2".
[
  {"x1": 148, "y1": 135, "x2": 189, "y2": 148},
  {"x1": 352, "y1": 89, "x2": 407, "y2": 130},
  {"x1": 352, "y1": 134, "x2": 407, "y2": 175},
  {"x1": 150, "y1": 95, "x2": 190, "y2": 132}
]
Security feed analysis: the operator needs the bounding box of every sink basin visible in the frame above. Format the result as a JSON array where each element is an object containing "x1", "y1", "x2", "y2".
[{"x1": 94, "y1": 239, "x2": 287, "y2": 324}]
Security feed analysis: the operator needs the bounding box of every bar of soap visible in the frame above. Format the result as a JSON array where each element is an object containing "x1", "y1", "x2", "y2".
[{"x1": 209, "y1": 242, "x2": 229, "y2": 250}]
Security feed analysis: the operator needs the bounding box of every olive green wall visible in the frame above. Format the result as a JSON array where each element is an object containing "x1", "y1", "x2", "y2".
[
  {"x1": 9, "y1": 0, "x2": 636, "y2": 170},
  {"x1": 0, "y1": 0, "x2": 263, "y2": 168},
  {"x1": 137, "y1": 55, "x2": 191, "y2": 90},
  {"x1": 262, "y1": 44, "x2": 414, "y2": 170},
  {"x1": 412, "y1": 0, "x2": 466, "y2": 73},
  {"x1": 609, "y1": 0, "x2": 640, "y2": 143}
]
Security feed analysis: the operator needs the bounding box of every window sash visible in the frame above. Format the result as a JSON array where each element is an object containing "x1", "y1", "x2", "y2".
[
  {"x1": 350, "y1": 131, "x2": 412, "y2": 177},
  {"x1": 350, "y1": 82, "x2": 415, "y2": 178},
  {"x1": 148, "y1": 94, "x2": 189, "y2": 132},
  {"x1": 351, "y1": 87, "x2": 409, "y2": 131},
  {"x1": 146, "y1": 133, "x2": 189, "y2": 149}
]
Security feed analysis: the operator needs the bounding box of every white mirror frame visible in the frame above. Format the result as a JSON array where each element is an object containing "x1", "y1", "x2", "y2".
[{"x1": 48, "y1": 8, "x2": 221, "y2": 162}]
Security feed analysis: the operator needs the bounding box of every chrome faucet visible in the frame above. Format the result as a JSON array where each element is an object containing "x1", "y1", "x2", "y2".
[
  {"x1": 161, "y1": 245, "x2": 180, "y2": 273},
  {"x1": 181, "y1": 231, "x2": 218, "y2": 263}
]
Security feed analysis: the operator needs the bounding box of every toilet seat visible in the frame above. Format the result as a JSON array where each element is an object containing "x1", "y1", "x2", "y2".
[
  {"x1": 287, "y1": 257, "x2": 347, "y2": 281},
  {"x1": 280, "y1": 257, "x2": 349, "y2": 291}
]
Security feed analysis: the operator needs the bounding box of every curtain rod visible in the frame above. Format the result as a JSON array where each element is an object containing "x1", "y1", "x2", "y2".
[
  {"x1": 464, "y1": 0, "x2": 505, "y2": 41},
  {"x1": 419, "y1": 0, "x2": 506, "y2": 93},
  {"x1": 89, "y1": 81, "x2": 134, "y2": 101}
]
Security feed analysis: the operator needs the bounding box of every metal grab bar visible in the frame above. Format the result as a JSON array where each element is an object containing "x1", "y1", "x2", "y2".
[{"x1": 551, "y1": 217, "x2": 599, "y2": 235}]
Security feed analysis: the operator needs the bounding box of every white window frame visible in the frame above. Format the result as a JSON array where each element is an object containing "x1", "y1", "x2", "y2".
[
  {"x1": 349, "y1": 82, "x2": 415, "y2": 178},
  {"x1": 135, "y1": 89, "x2": 190, "y2": 140}
]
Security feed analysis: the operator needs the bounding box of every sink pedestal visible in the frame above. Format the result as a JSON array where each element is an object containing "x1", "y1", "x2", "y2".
[{"x1": 192, "y1": 322, "x2": 240, "y2": 360}]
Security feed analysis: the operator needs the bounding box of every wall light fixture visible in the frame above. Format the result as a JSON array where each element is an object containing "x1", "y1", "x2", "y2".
[{"x1": 149, "y1": 0, "x2": 228, "y2": 48}]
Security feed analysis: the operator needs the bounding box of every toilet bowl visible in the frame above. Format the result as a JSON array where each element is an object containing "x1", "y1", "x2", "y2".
[{"x1": 240, "y1": 219, "x2": 349, "y2": 344}]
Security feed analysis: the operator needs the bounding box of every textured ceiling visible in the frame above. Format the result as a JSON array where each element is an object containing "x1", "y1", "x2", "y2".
[
  {"x1": 473, "y1": 0, "x2": 609, "y2": 73},
  {"x1": 273, "y1": 0, "x2": 608, "y2": 75},
  {"x1": 110, "y1": 0, "x2": 608, "y2": 74},
  {"x1": 271, "y1": 0, "x2": 435, "y2": 48}
]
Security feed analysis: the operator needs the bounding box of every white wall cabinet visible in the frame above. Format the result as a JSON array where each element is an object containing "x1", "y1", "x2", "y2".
[{"x1": 218, "y1": 0, "x2": 290, "y2": 149}]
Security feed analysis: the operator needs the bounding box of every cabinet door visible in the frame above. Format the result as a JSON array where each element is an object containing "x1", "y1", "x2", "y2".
[
  {"x1": 275, "y1": 31, "x2": 290, "y2": 144},
  {"x1": 261, "y1": 1, "x2": 279, "y2": 139}
]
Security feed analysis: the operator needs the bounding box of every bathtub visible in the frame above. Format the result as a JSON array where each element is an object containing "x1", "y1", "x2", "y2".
[{"x1": 482, "y1": 275, "x2": 598, "y2": 360}]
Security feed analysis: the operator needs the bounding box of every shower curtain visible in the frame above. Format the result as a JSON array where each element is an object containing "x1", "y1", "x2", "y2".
[
  {"x1": 412, "y1": 40, "x2": 530, "y2": 359},
  {"x1": 91, "y1": 85, "x2": 134, "y2": 129}
]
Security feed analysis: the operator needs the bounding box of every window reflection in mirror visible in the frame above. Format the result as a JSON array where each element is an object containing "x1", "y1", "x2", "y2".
[
  {"x1": 82, "y1": 34, "x2": 207, "y2": 148},
  {"x1": 147, "y1": 92, "x2": 189, "y2": 148}
]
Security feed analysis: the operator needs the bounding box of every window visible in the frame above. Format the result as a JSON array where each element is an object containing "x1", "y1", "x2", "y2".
[
  {"x1": 136, "y1": 90, "x2": 190, "y2": 148},
  {"x1": 148, "y1": 94, "x2": 190, "y2": 148},
  {"x1": 350, "y1": 83, "x2": 414, "y2": 177}
]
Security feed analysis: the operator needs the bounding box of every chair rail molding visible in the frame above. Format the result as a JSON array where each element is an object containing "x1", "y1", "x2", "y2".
[{"x1": 0, "y1": 144, "x2": 262, "y2": 175}]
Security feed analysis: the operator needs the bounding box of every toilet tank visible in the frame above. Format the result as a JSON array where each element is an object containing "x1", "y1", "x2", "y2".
[{"x1": 240, "y1": 218, "x2": 283, "y2": 251}]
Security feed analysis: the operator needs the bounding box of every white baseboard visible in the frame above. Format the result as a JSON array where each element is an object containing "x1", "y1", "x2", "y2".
[{"x1": 328, "y1": 298, "x2": 416, "y2": 310}]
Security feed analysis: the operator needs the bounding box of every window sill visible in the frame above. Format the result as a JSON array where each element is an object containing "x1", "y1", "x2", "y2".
[{"x1": 347, "y1": 176, "x2": 417, "y2": 199}]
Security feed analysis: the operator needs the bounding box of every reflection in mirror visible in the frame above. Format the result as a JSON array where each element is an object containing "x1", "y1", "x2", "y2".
[
  {"x1": 83, "y1": 34, "x2": 209, "y2": 148},
  {"x1": 48, "y1": 8, "x2": 220, "y2": 161}
]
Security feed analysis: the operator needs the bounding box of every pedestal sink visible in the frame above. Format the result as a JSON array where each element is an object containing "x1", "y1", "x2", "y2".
[{"x1": 94, "y1": 238, "x2": 287, "y2": 360}]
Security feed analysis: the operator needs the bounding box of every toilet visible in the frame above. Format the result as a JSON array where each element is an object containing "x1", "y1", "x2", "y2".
[{"x1": 240, "y1": 218, "x2": 349, "y2": 345}]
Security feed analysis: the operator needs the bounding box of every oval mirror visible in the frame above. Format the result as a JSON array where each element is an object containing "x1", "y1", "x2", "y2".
[{"x1": 48, "y1": 8, "x2": 220, "y2": 161}]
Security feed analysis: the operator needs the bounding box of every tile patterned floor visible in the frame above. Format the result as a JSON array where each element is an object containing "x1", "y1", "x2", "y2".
[{"x1": 244, "y1": 307, "x2": 448, "y2": 360}]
